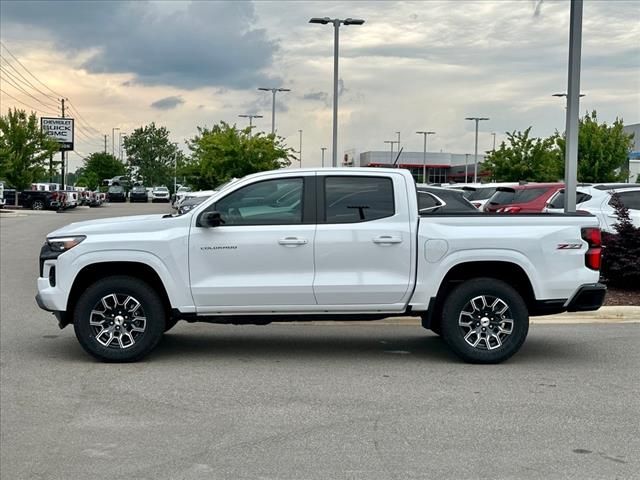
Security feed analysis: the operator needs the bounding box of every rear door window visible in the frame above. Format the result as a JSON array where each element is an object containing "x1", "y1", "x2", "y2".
[
  {"x1": 612, "y1": 191, "x2": 640, "y2": 210},
  {"x1": 325, "y1": 177, "x2": 394, "y2": 223}
]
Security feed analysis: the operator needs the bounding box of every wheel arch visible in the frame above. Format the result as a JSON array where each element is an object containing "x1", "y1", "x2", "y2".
[
  {"x1": 66, "y1": 262, "x2": 173, "y2": 325},
  {"x1": 423, "y1": 260, "x2": 536, "y2": 330}
]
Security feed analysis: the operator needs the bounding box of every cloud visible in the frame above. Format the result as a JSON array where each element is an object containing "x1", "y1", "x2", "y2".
[
  {"x1": 0, "y1": 0, "x2": 279, "y2": 89},
  {"x1": 150, "y1": 96, "x2": 184, "y2": 110}
]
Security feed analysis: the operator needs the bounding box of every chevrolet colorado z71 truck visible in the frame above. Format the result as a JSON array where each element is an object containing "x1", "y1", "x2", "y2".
[{"x1": 36, "y1": 168, "x2": 606, "y2": 363}]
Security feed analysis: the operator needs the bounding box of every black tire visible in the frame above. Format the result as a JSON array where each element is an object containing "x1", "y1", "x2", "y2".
[
  {"x1": 32, "y1": 199, "x2": 44, "y2": 210},
  {"x1": 73, "y1": 276, "x2": 166, "y2": 362},
  {"x1": 440, "y1": 278, "x2": 529, "y2": 364}
]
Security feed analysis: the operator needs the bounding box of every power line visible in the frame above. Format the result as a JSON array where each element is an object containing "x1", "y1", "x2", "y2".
[
  {"x1": 0, "y1": 41, "x2": 63, "y2": 98},
  {"x1": 0, "y1": 55, "x2": 58, "y2": 101},
  {"x1": 0, "y1": 41, "x2": 102, "y2": 142},
  {"x1": 0, "y1": 65, "x2": 60, "y2": 110},
  {"x1": 0, "y1": 88, "x2": 58, "y2": 116}
]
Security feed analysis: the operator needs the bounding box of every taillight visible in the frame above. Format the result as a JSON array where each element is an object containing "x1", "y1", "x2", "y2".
[{"x1": 581, "y1": 227, "x2": 602, "y2": 270}]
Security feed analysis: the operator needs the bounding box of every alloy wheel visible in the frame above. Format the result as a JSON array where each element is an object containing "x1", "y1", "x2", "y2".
[
  {"x1": 89, "y1": 293, "x2": 147, "y2": 349},
  {"x1": 458, "y1": 295, "x2": 514, "y2": 350}
]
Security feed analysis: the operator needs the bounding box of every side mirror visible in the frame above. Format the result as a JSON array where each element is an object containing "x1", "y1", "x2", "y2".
[{"x1": 198, "y1": 211, "x2": 224, "y2": 228}]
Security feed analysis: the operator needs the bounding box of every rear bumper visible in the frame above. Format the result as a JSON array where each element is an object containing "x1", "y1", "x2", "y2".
[{"x1": 566, "y1": 283, "x2": 607, "y2": 312}]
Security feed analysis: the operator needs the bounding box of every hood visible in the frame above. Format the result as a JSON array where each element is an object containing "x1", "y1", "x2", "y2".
[{"x1": 47, "y1": 214, "x2": 180, "y2": 238}]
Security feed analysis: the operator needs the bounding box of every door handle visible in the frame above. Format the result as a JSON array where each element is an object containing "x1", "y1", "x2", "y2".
[
  {"x1": 278, "y1": 237, "x2": 308, "y2": 246},
  {"x1": 373, "y1": 235, "x2": 402, "y2": 245}
]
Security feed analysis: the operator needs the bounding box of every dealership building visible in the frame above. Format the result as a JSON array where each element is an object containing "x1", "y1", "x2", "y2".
[{"x1": 344, "y1": 150, "x2": 487, "y2": 183}]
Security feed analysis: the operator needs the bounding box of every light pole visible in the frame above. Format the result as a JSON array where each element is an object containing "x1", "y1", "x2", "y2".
[
  {"x1": 321, "y1": 147, "x2": 327, "y2": 167},
  {"x1": 309, "y1": 16, "x2": 365, "y2": 167},
  {"x1": 491, "y1": 132, "x2": 496, "y2": 152},
  {"x1": 258, "y1": 87, "x2": 291, "y2": 135},
  {"x1": 416, "y1": 131, "x2": 435, "y2": 184},
  {"x1": 298, "y1": 129, "x2": 303, "y2": 168},
  {"x1": 465, "y1": 117, "x2": 489, "y2": 183},
  {"x1": 238, "y1": 114, "x2": 263, "y2": 138},
  {"x1": 384, "y1": 140, "x2": 398, "y2": 165},
  {"x1": 173, "y1": 142, "x2": 178, "y2": 196},
  {"x1": 112, "y1": 127, "x2": 119, "y2": 156},
  {"x1": 396, "y1": 131, "x2": 401, "y2": 151},
  {"x1": 119, "y1": 132, "x2": 126, "y2": 161},
  {"x1": 465, "y1": 154, "x2": 470, "y2": 184}
]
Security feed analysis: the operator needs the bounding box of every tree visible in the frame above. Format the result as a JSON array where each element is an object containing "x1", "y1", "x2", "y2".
[
  {"x1": 123, "y1": 123, "x2": 178, "y2": 190},
  {"x1": 483, "y1": 127, "x2": 563, "y2": 182},
  {"x1": 182, "y1": 122, "x2": 293, "y2": 190},
  {"x1": 0, "y1": 108, "x2": 58, "y2": 190},
  {"x1": 601, "y1": 194, "x2": 640, "y2": 288},
  {"x1": 76, "y1": 152, "x2": 125, "y2": 189},
  {"x1": 556, "y1": 111, "x2": 634, "y2": 183}
]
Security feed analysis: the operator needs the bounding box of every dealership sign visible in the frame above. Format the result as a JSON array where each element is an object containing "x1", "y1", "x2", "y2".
[{"x1": 41, "y1": 117, "x2": 74, "y2": 151}]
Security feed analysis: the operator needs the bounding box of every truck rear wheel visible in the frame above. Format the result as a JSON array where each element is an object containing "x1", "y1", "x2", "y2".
[
  {"x1": 440, "y1": 278, "x2": 529, "y2": 364},
  {"x1": 73, "y1": 276, "x2": 165, "y2": 362}
]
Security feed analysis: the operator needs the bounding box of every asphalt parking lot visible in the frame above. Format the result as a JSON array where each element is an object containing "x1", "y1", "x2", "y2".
[{"x1": 1, "y1": 203, "x2": 639, "y2": 480}]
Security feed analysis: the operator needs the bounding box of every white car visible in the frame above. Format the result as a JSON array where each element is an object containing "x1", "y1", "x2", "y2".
[
  {"x1": 36, "y1": 168, "x2": 605, "y2": 364},
  {"x1": 150, "y1": 186, "x2": 170, "y2": 203},
  {"x1": 172, "y1": 186, "x2": 192, "y2": 208},
  {"x1": 544, "y1": 185, "x2": 640, "y2": 233}
]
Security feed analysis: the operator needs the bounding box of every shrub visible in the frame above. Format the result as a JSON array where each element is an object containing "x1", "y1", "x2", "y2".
[{"x1": 600, "y1": 194, "x2": 640, "y2": 288}]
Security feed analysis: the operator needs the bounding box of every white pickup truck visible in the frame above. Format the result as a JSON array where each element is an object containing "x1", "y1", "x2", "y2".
[{"x1": 36, "y1": 168, "x2": 606, "y2": 364}]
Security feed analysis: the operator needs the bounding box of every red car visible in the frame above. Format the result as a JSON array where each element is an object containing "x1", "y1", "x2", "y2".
[{"x1": 484, "y1": 183, "x2": 563, "y2": 213}]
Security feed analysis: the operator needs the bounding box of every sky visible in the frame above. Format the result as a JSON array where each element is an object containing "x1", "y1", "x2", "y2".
[{"x1": 1, "y1": 0, "x2": 639, "y2": 172}]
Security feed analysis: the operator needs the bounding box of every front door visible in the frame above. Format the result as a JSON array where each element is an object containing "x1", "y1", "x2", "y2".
[{"x1": 189, "y1": 175, "x2": 316, "y2": 311}]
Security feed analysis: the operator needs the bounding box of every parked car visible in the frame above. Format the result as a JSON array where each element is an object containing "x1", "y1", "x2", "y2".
[
  {"x1": 416, "y1": 185, "x2": 479, "y2": 213},
  {"x1": 107, "y1": 185, "x2": 126, "y2": 203},
  {"x1": 176, "y1": 190, "x2": 216, "y2": 214},
  {"x1": 36, "y1": 168, "x2": 605, "y2": 364},
  {"x1": 62, "y1": 190, "x2": 79, "y2": 208},
  {"x1": 449, "y1": 183, "x2": 519, "y2": 210},
  {"x1": 0, "y1": 181, "x2": 5, "y2": 209},
  {"x1": 87, "y1": 191, "x2": 102, "y2": 207},
  {"x1": 172, "y1": 186, "x2": 191, "y2": 208},
  {"x1": 484, "y1": 183, "x2": 563, "y2": 213},
  {"x1": 544, "y1": 185, "x2": 640, "y2": 233},
  {"x1": 151, "y1": 186, "x2": 170, "y2": 203},
  {"x1": 129, "y1": 185, "x2": 149, "y2": 203},
  {"x1": 21, "y1": 190, "x2": 65, "y2": 210}
]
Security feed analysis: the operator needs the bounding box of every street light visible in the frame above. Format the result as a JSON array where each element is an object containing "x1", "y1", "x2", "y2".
[
  {"x1": 238, "y1": 114, "x2": 263, "y2": 138},
  {"x1": 491, "y1": 132, "x2": 496, "y2": 152},
  {"x1": 258, "y1": 87, "x2": 291, "y2": 135},
  {"x1": 309, "y1": 16, "x2": 365, "y2": 167},
  {"x1": 119, "y1": 132, "x2": 126, "y2": 161},
  {"x1": 465, "y1": 117, "x2": 490, "y2": 183},
  {"x1": 396, "y1": 131, "x2": 401, "y2": 151},
  {"x1": 383, "y1": 140, "x2": 398, "y2": 165},
  {"x1": 416, "y1": 131, "x2": 435, "y2": 184},
  {"x1": 173, "y1": 142, "x2": 179, "y2": 197},
  {"x1": 552, "y1": 92, "x2": 586, "y2": 111},
  {"x1": 321, "y1": 147, "x2": 327, "y2": 167},
  {"x1": 112, "y1": 127, "x2": 119, "y2": 156}
]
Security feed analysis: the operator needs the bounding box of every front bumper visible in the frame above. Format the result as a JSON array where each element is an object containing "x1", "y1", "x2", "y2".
[{"x1": 566, "y1": 283, "x2": 607, "y2": 312}]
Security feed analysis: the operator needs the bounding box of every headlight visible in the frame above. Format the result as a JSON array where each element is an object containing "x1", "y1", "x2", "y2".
[{"x1": 47, "y1": 236, "x2": 86, "y2": 252}]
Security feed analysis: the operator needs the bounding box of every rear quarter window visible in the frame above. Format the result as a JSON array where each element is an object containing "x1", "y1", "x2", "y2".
[{"x1": 611, "y1": 191, "x2": 640, "y2": 210}]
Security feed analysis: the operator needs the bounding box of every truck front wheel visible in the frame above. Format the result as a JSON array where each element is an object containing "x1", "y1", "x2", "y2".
[
  {"x1": 441, "y1": 278, "x2": 529, "y2": 364},
  {"x1": 73, "y1": 276, "x2": 166, "y2": 362}
]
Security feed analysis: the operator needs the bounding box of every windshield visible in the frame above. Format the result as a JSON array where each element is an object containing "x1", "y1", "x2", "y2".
[
  {"x1": 132, "y1": 186, "x2": 146, "y2": 192},
  {"x1": 155, "y1": 187, "x2": 168, "y2": 192}
]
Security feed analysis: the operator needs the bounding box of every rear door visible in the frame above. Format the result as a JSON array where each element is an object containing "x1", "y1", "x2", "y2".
[{"x1": 313, "y1": 173, "x2": 413, "y2": 306}]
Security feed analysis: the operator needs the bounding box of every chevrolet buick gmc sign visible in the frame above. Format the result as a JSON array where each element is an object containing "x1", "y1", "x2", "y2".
[{"x1": 41, "y1": 117, "x2": 74, "y2": 151}]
